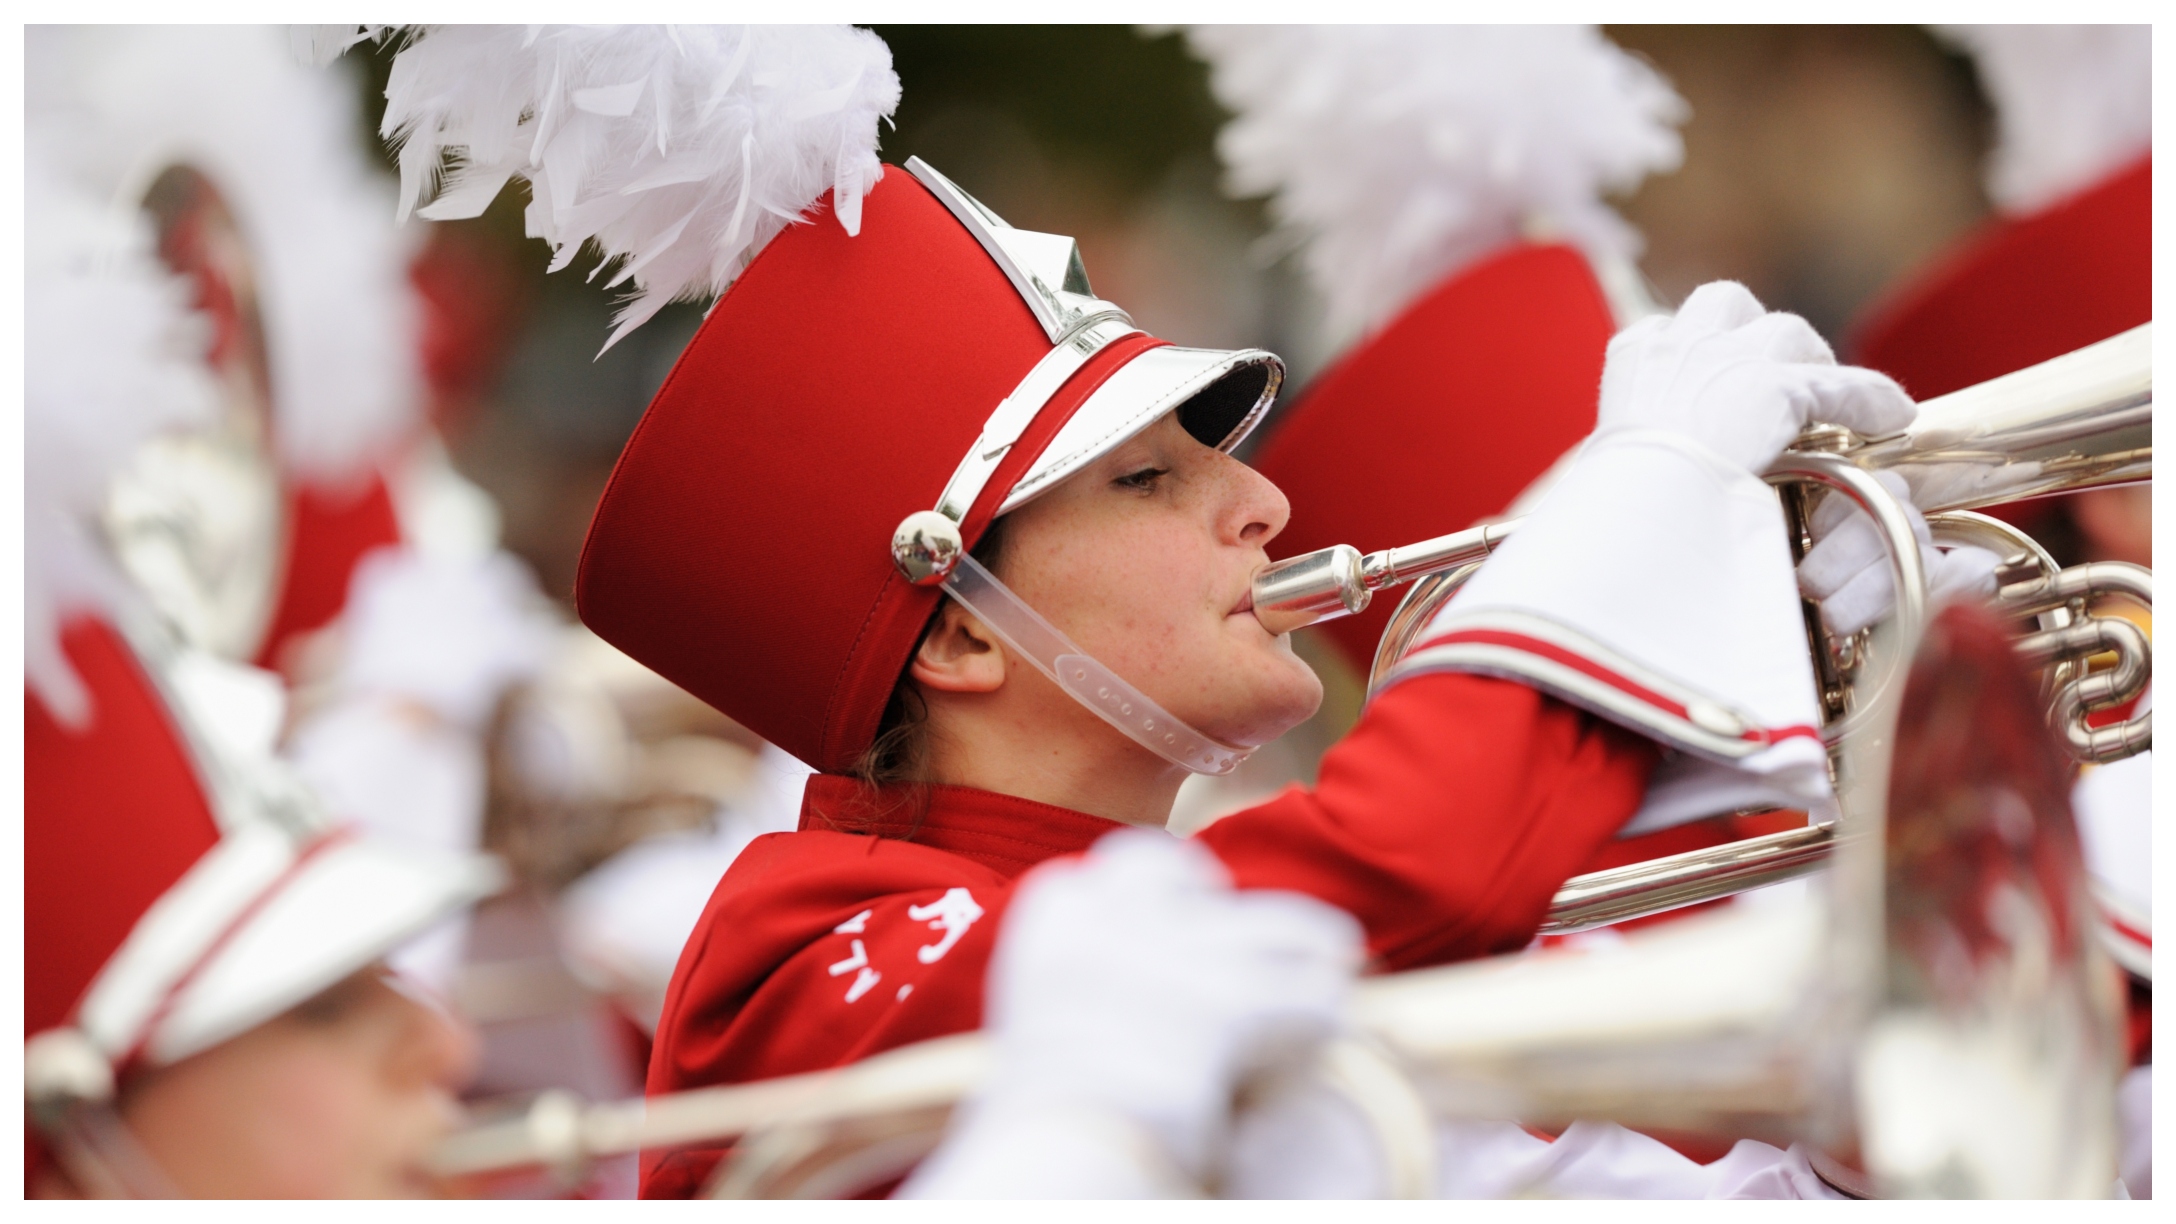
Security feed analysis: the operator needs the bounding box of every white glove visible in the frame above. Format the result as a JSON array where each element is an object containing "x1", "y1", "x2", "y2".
[
  {"x1": 1393, "y1": 281, "x2": 1916, "y2": 817},
  {"x1": 1794, "y1": 470, "x2": 2002, "y2": 636},
  {"x1": 1596, "y1": 281, "x2": 1916, "y2": 473},
  {"x1": 905, "y1": 829, "x2": 1361, "y2": 1196},
  {"x1": 337, "y1": 546, "x2": 556, "y2": 730}
]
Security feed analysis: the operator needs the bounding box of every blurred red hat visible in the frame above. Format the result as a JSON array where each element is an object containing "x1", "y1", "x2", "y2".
[
  {"x1": 1185, "y1": 26, "x2": 1686, "y2": 675},
  {"x1": 1848, "y1": 155, "x2": 2148, "y2": 401},
  {"x1": 1253, "y1": 244, "x2": 1618, "y2": 672},
  {"x1": 25, "y1": 616, "x2": 496, "y2": 1104},
  {"x1": 26, "y1": 619, "x2": 224, "y2": 1053},
  {"x1": 577, "y1": 163, "x2": 1282, "y2": 773},
  {"x1": 1846, "y1": 26, "x2": 2149, "y2": 535}
]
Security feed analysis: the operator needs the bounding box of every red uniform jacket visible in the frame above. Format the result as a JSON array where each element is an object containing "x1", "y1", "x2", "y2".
[{"x1": 642, "y1": 673, "x2": 1658, "y2": 1196}]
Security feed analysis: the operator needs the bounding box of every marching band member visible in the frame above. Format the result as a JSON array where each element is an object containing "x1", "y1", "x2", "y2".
[
  {"x1": 368, "y1": 24, "x2": 1951, "y2": 1197},
  {"x1": 1848, "y1": 24, "x2": 2150, "y2": 1199},
  {"x1": 33, "y1": 24, "x2": 562, "y2": 1000},
  {"x1": 26, "y1": 624, "x2": 496, "y2": 1198},
  {"x1": 25, "y1": 147, "x2": 499, "y2": 1199}
]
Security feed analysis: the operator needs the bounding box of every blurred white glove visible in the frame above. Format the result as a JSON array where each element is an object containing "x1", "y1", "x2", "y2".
[
  {"x1": 337, "y1": 546, "x2": 556, "y2": 730},
  {"x1": 1596, "y1": 281, "x2": 1917, "y2": 473},
  {"x1": 905, "y1": 830, "x2": 1362, "y2": 1197},
  {"x1": 1794, "y1": 470, "x2": 2002, "y2": 636}
]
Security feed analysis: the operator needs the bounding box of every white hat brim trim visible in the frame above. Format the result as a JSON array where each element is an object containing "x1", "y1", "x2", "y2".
[
  {"x1": 999, "y1": 345, "x2": 1282, "y2": 515},
  {"x1": 72, "y1": 822, "x2": 501, "y2": 1069}
]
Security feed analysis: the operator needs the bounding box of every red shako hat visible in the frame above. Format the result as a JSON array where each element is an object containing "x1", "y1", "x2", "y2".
[
  {"x1": 25, "y1": 616, "x2": 497, "y2": 1107},
  {"x1": 363, "y1": 27, "x2": 1281, "y2": 774},
  {"x1": 1184, "y1": 26, "x2": 1686, "y2": 674},
  {"x1": 576, "y1": 161, "x2": 1282, "y2": 772},
  {"x1": 26, "y1": 620, "x2": 224, "y2": 1053},
  {"x1": 1252, "y1": 244, "x2": 1617, "y2": 671}
]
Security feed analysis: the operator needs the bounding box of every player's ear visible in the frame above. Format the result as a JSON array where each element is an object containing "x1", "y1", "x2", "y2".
[{"x1": 910, "y1": 600, "x2": 1008, "y2": 694}]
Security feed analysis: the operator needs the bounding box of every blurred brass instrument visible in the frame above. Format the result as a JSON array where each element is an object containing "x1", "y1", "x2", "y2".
[
  {"x1": 103, "y1": 164, "x2": 287, "y2": 664},
  {"x1": 433, "y1": 607, "x2": 2125, "y2": 1197},
  {"x1": 430, "y1": 327, "x2": 2144, "y2": 1199}
]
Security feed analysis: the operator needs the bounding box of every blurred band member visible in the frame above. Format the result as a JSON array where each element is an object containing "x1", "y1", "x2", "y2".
[
  {"x1": 1848, "y1": 26, "x2": 2150, "y2": 1199},
  {"x1": 31, "y1": 25, "x2": 564, "y2": 1004},
  {"x1": 25, "y1": 151, "x2": 500, "y2": 1199},
  {"x1": 25, "y1": 617, "x2": 498, "y2": 1198},
  {"x1": 1179, "y1": 26, "x2": 1990, "y2": 1190}
]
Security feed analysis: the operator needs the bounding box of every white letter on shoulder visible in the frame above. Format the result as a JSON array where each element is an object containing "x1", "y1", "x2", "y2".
[{"x1": 907, "y1": 888, "x2": 984, "y2": 964}]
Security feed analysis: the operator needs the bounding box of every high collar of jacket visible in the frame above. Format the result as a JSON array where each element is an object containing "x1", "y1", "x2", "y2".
[{"x1": 797, "y1": 774, "x2": 1130, "y2": 880}]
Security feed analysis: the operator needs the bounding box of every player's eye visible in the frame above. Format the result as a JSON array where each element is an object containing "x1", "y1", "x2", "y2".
[{"x1": 1114, "y1": 466, "x2": 1168, "y2": 493}]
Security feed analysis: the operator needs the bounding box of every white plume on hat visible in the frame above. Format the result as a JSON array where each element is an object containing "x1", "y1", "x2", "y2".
[
  {"x1": 27, "y1": 26, "x2": 422, "y2": 492},
  {"x1": 1186, "y1": 25, "x2": 1686, "y2": 343},
  {"x1": 369, "y1": 25, "x2": 901, "y2": 350},
  {"x1": 23, "y1": 146, "x2": 215, "y2": 725},
  {"x1": 1934, "y1": 25, "x2": 2151, "y2": 216}
]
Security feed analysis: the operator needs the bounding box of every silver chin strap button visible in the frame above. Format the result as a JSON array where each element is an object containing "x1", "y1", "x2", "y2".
[{"x1": 892, "y1": 510, "x2": 965, "y2": 586}]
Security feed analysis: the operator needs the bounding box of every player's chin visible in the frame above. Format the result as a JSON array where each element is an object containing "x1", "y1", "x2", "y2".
[{"x1": 1220, "y1": 651, "x2": 1323, "y2": 745}]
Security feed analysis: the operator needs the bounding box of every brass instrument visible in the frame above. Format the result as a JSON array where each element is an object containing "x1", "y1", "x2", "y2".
[
  {"x1": 1253, "y1": 323, "x2": 2149, "y2": 641},
  {"x1": 1270, "y1": 324, "x2": 2153, "y2": 932},
  {"x1": 103, "y1": 164, "x2": 288, "y2": 665}
]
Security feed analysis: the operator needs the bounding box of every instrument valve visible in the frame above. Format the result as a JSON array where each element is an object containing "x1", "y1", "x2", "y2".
[
  {"x1": 1992, "y1": 551, "x2": 2045, "y2": 594},
  {"x1": 1790, "y1": 422, "x2": 1859, "y2": 454}
]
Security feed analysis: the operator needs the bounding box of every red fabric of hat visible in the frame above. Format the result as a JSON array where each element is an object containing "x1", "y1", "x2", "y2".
[
  {"x1": 576, "y1": 167, "x2": 1168, "y2": 773},
  {"x1": 1848, "y1": 155, "x2": 2149, "y2": 400},
  {"x1": 1252, "y1": 243, "x2": 1617, "y2": 671},
  {"x1": 253, "y1": 474, "x2": 403, "y2": 672},
  {"x1": 26, "y1": 618, "x2": 222, "y2": 1040},
  {"x1": 1846, "y1": 156, "x2": 2148, "y2": 538}
]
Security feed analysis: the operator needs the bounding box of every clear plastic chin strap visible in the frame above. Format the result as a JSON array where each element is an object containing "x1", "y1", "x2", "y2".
[{"x1": 941, "y1": 554, "x2": 1252, "y2": 776}]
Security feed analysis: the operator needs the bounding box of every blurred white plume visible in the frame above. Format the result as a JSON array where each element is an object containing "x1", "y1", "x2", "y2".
[
  {"x1": 1187, "y1": 25, "x2": 1686, "y2": 343},
  {"x1": 24, "y1": 146, "x2": 215, "y2": 724},
  {"x1": 374, "y1": 25, "x2": 901, "y2": 350},
  {"x1": 292, "y1": 23, "x2": 378, "y2": 67},
  {"x1": 1934, "y1": 25, "x2": 2151, "y2": 215},
  {"x1": 25, "y1": 25, "x2": 423, "y2": 492}
]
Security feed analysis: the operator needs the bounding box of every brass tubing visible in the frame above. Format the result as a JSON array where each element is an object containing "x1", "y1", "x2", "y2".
[
  {"x1": 1538, "y1": 823, "x2": 1837, "y2": 935},
  {"x1": 429, "y1": 1034, "x2": 991, "y2": 1181},
  {"x1": 429, "y1": 824, "x2": 1844, "y2": 1180}
]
